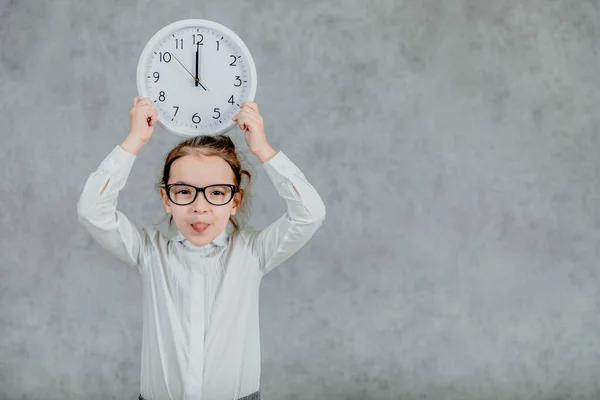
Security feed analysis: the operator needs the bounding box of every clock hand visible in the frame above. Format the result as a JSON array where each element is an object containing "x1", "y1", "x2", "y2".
[
  {"x1": 197, "y1": 43, "x2": 209, "y2": 91},
  {"x1": 171, "y1": 52, "x2": 208, "y2": 91},
  {"x1": 171, "y1": 53, "x2": 195, "y2": 81},
  {"x1": 195, "y1": 43, "x2": 199, "y2": 88},
  {"x1": 199, "y1": 43, "x2": 204, "y2": 86}
]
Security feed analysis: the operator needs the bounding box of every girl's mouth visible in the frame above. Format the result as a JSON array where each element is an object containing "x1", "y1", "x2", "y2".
[{"x1": 191, "y1": 222, "x2": 209, "y2": 233}]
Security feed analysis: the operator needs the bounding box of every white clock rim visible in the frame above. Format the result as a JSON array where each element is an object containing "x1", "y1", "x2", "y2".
[{"x1": 136, "y1": 19, "x2": 258, "y2": 138}]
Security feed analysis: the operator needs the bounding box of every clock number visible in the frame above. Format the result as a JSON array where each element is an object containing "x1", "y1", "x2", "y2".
[
  {"x1": 173, "y1": 106, "x2": 179, "y2": 116},
  {"x1": 228, "y1": 95, "x2": 234, "y2": 105},
  {"x1": 213, "y1": 108, "x2": 221, "y2": 119},
  {"x1": 192, "y1": 113, "x2": 201, "y2": 124},
  {"x1": 193, "y1": 34, "x2": 204, "y2": 45},
  {"x1": 229, "y1": 55, "x2": 237, "y2": 66},
  {"x1": 216, "y1": 41, "x2": 220, "y2": 51},
  {"x1": 159, "y1": 91, "x2": 165, "y2": 102},
  {"x1": 153, "y1": 72, "x2": 160, "y2": 83},
  {"x1": 159, "y1": 52, "x2": 171, "y2": 63},
  {"x1": 234, "y1": 76, "x2": 242, "y2": 87},
  {"x1": 175, "y1": 38, "x2": 183, "y2": 49}
]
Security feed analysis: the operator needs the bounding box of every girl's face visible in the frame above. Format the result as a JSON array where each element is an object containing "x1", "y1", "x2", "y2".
[{"x1": 160, "y1": 153, "x2": 241, "y2": 247}]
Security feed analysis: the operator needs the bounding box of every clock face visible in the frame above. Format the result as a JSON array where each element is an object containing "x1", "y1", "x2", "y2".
[{"x1": 136, "y1": 20, "x2": 257, "y2": 137}]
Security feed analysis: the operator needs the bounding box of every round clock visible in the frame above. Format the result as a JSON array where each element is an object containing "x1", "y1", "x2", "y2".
[{"x1": 136, "y1": 19, "x2": 258, "y2": 137}]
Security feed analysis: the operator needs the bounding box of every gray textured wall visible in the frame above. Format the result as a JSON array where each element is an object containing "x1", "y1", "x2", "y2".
[{"x1": 1, "y1": 0, "x2": 600, "y2": 399}]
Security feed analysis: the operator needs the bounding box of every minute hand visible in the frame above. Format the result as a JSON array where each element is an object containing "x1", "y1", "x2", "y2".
[{"x1": 195, "y1": 43, "x2": 199, "y2": 87}]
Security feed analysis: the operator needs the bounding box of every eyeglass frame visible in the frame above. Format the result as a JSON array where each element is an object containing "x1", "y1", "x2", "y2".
[{"x1": 163, "y1": 183, "x2": 238, "y2": 206}]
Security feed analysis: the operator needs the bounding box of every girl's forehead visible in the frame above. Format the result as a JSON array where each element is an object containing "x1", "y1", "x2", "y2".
[{"x1": 169, "y1": 154, "x2": 235, "y2": 184}]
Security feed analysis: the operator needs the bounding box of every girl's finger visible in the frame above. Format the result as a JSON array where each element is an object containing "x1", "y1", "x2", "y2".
[
  {"x1": 139, "y1": 105, "x2": 157, "y2": 115},
  {"x1": 134, "y1": 96, "x2": 140, "y2": 106},
  {"x1": 236, "y1": 115, "x2": 253, "y2": 131},
  {"x1": 233, "y1": 109, "x2": 251, "y2": 122},
  {"x1": 240, "y1": 101, "x2": 258, "y2": 113},
  {"x1": 243, "y1": 113, "x2": 262, "y2": 126},
  {"x1": 143, "y1": 108, "x2": 158, "y2": 124},
  {"x1": 243, "y1": 114, "x2": 261, "y2": 127},
  {"x1": 237, "y1": 113, "x2": 261, "y2": 129},
  {"x1": 239, "y1": 109, "x2": 262, "y2": 123},
  {"x1": 139, "y1": 104, "x2": 155, "y2": 112},
  {"x1": 236, "y1": 114, "x2": 248, "y2": 127}
]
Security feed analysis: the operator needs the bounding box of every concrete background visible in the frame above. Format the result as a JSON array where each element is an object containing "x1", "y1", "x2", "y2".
[{"x1": 1, "y1": 0, "x2": 600, "y2": 399}]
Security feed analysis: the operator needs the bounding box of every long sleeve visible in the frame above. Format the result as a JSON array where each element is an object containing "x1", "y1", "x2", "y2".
[
  {"x1": 243, "y1": 151, "x2": 326, "y2": 275},
  {"x1": 76, "y1": 145, "x2": 145, "y2": 269}
]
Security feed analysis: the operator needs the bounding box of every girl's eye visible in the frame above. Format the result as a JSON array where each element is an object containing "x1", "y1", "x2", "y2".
[
  {"x1": 178, "y1": 189, "x2": 191, "y2": 195},
  {"x1": 211, "y1": 191, "x2": 225, "y2": 196}
]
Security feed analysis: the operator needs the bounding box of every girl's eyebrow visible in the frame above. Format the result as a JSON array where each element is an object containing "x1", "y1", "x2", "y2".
[{"x1": 171, "y1": 181, "x2": 233, "y2": 186}]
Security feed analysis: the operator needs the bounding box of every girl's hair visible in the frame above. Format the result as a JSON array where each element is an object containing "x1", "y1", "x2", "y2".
[{"x1": 159, "y1": 134, "x2": 252, "y2": 231}]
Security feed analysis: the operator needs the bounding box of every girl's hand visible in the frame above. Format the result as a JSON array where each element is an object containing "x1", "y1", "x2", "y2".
[
  {"x1": 129, "y1": 96, "x2": 158, "y2": 142},
  {"x1": 233, "y1": 102, "x2": 276, "y2": 162},
  {"x1": 122, "y1": 96, "x2": 159, "y2": 155}
]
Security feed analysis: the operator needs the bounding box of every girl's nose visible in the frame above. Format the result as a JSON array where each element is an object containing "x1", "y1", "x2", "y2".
[{"x1": 191, "y1": 193, "x2": 211, "y2": 213}]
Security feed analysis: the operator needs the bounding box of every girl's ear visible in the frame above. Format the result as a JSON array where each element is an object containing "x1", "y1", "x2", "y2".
[
  {"x1": 231, "y1": 189, "x2": 243, "y2": 216},
  {"x1": 159, "y1": 187, "x2": 172, "y2": 214}
]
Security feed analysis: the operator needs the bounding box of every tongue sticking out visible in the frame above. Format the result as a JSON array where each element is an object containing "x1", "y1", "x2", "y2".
[{"x1": 191, "y1": 222, "x2": 209, "y2": 233}]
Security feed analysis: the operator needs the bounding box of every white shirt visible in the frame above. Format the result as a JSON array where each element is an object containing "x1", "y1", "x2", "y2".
[{"x1": 76, "y1": 145, "x2": 326, "y2": 400}]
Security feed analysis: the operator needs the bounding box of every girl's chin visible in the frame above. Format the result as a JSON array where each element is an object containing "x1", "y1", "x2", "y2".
[{"x1": 186, "y1": 235, "x2": 213, "y2": 246}]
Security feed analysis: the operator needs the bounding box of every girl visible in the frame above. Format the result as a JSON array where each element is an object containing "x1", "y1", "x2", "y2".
[{"x1": 77, "y1": 97, "x2": 326, "y2": 400}]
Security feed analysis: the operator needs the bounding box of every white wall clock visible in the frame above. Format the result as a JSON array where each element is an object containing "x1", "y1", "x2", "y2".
[{"x1": 136, "y1": 19, "x2": 257, "y2": 137}]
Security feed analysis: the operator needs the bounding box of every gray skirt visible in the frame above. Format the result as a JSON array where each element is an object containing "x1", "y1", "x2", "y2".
[{"x1": 139, "y1": 391, "x2": 260, "y2": 400}]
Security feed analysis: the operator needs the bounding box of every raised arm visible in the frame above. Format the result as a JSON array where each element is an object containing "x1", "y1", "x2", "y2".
[
  {"x1": 246, "y1": 152, "x2": 326, "y2": 274},
  {"x1": 76, "y1": 97, "x2": 158, "y2": 268},
  {"x1": 233, "y1": 102, "x2": 326, "y2": 275}
]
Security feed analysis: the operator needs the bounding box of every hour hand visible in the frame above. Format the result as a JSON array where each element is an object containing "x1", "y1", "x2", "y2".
[
  {"x1": 195, "y1": 43, "x2": 208, "y2": 91},
  {"x1": 197, "y1": 79, "x2": 208, "y2": 91}
]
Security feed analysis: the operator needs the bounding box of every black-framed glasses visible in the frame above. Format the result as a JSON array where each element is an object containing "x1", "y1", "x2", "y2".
[{"x1": 164, "y1": 183, "x2": 237, "y2": 206}]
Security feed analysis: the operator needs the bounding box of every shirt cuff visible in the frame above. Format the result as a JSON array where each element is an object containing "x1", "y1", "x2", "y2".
[{"x1": 98, "y1": 145, "x2": 137, "y2": 180}]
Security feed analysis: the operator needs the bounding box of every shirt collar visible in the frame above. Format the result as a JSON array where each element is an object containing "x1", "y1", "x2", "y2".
[{"x1": 171, "y1": 227, "x2": 230, "y2": 249}]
